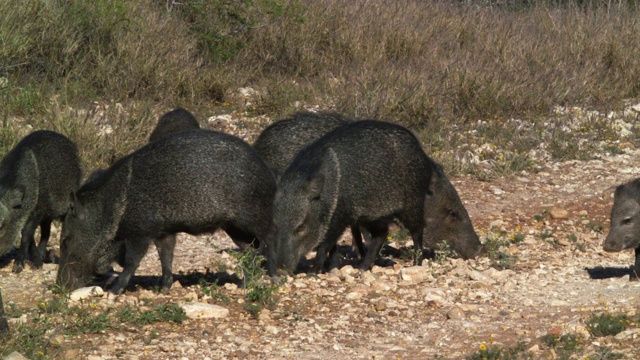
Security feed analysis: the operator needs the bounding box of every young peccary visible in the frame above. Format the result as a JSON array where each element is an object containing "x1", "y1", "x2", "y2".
[
  {"x1": 0, "y1": 130, "x2": 81, "y2": 273},
  {"x1": 268, "y1": 120, "x2": 480, "y2": 276},
  {"x1": 603, "y1": 179, "x2": 640, "y2": 280},
  {"x1": 148, "y1": 108, "x2": 199, "y2": 142},
  {"x1": 57, "y1": 130, "x2": 275, "y2": 294},
  {"x1": 253, "y1": 111, "x2": 369, "y2": 260}
]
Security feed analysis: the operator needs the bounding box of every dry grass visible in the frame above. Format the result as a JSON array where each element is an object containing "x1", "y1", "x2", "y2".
[{"x1": 2, "y1": 0, "x2": 640, "y2": 174}]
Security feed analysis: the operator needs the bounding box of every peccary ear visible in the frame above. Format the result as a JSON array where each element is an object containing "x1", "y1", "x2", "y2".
[
  {"x1": 4, "y1": 187, "x2": 25, "y2": 209},
  {"x1": 427, "y1": 164, "x2": 445, "y2": 197},
  {"x1": 68, "y1": 192, "x2": 86, "y2": 221},
  {"x1": 308, "y1": 173, "x2": 325, "y2": 199}
]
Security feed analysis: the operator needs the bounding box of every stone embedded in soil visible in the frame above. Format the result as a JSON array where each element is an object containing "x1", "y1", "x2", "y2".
[
  {"x1": 4, "y1": 352, "x2": 29, "y2": 360},
  {"x1": 447, "y1": 307, "x2": 465, "y2": 319},
  {"x1": 181, "y1": 302, "x2": 230, "y2": 319},
  {"x1": 400, "y1": 266, "x2": 431, "y2": 284},
  {"x1": 69, "y1": 286, "x2": 104, "y2": 302},
  {"x1": 549, "y1": 207, "x2": 569, "y2": 219}
]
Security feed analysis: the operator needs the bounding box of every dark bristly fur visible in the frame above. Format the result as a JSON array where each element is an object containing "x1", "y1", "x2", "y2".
[
  {"x1": 268, "y1": 120, "x2": 481, "y2": 276},
  {"x1": 57, "y1": 129, "x2": 275, "y2": 294},
  {"x1": 253, "y1": 111, "x2": 369, "y2": 263},
  {"x1": 0, "y1": 130, "x2": 81, "y2": 273},
  {"x1": 148, "y1": 108, "x2": 200, "y2": 142},
  {"x1": 603, "y1": 178, "x2": 640, "y2": 280}
]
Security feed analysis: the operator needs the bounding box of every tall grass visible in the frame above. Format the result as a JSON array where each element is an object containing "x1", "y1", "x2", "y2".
[{"x1": 1, "y1": 0, "x2": 640, "y2": 173}]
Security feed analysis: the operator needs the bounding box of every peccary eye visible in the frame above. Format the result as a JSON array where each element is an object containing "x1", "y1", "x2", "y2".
[
  {"x1": 448, "y1": 210, "x2": 459, "y2": 219},
  {"x1": 622, "y1": 218, "x2": 632, "y2": 225}
]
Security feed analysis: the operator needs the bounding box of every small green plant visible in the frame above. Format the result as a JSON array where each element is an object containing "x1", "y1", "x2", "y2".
[
  {"x1": 539, "y1": 333, "x2": 583, "y2": 357},
  {"x1": 466, "y1": 341, "x2": 532, "y2": 360},
  {"x1": 585, "y1": 221, "x2": 605, "y2": 233},
  {"x1": 64, "y1": 306, "x2": 111, "y2": 335},
  {"x1": 534, "y1": 210, "x2": 549, "y2": 222},
  {"x1": 483, "y1": 229, "x2": 519, "y2": 270},
  {"x1": 586, "y1": 346, "x2": 625, "y2": 360},
  {"x1": 116, "y1": 304, "x2": 186, "y2": 325},
  {"x1": 199, "y1": 278, "x2": 231, "y2": 303},
  {"x1": 433, "y1": 241, "x2": 457, "y2": 263},
  {"x1": 585, "y1": 312, "x2": 633, "y2": 337},
  {"x1": 232, "y1": 248, "x2": 280, "y2": 316}
]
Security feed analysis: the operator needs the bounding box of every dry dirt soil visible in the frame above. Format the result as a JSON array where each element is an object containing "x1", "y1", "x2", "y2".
[{"x1": 2, "y1": 129, "x2": 640, "y2": 359}]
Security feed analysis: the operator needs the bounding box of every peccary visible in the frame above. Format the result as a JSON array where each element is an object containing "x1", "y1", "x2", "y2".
[
  {"x1": 57, "y1": 129, "x2": 276, "y2": 294},
  {"x1": 268, "y1": 120, "x2": 481, "y2": 276},
  {"x1": 253, "y1": 111, "x2": 351, "y2": 179},
  {"x1": 0, "y1": 130, "x2": 81, "y2": 273},
  {"x1": 148, "y1": 108, "x2": 199, "y2": 142},
  {"x1": 253, "y1": 111, "x2": 369, "y2": 260},
  {"x1": 603, "y1": 179, "x2": 640, "y2": 280}
]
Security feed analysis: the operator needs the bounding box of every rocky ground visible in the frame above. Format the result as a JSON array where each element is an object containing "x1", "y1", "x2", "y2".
[{"x1": 2, "y1": 115, "x2": 640, "y2": 359}]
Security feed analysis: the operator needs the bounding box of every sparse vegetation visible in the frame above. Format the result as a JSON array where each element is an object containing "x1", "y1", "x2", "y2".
[
  {"x1": 585, "y1": 312, "x2": 635, "y2": 338},
  {"x1": 483, "y1": 228, "x2": 520, "y2": 270}
]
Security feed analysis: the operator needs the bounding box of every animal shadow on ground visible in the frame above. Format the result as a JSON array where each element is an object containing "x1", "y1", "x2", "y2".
[
  {"x1": 585, "y1": 266, "x2": 634, "y2": 280},
  {"x1": 91, "y1": 270, "x2": 242, "y2": 294},
  {"x1": 0, "y1": 249, "x2": 58, "y2": 269}
]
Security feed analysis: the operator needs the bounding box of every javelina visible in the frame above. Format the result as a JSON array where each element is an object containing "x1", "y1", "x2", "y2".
[
  {"x1": 57, "y1": 129, "x2": 275, "y2": 294},
  {"x1": 253, "y1": 111, "x2": 351, "y2": 179},
  {"x1": 253, "y1": 111, "x2": 368, "y2": 260},
  {"x1": 269, "y1": 120, "x2": 481, "y2": 276},
  {"x1": 603, "y1": 179, "x2": 640, "y2": 280},
  {"x1": 148, "y1": 108, "x2": 199, "y2": 142},
  {"x1": 0, "y1": 130, "x2": 81, "y2": 273}
]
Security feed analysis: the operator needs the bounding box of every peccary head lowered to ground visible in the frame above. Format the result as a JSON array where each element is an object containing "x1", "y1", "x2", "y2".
[
  {"x1": 0, "y1": 130, "x2": 81, "y2": 272},
  {"x1": 268, "y1": 120, "x2": 432, "y2": 275},
  {"x1": 57, "y1": 130, "x2": 275, "y2": 294},
  {"x1": 148, "y1": 108, "x2": 199, "y2": 142},
  {"x1": 423, "y1": 164, "x2": 481, "y2": 259},
  {"x1": 603, "y1": 179, "x2": 640, "y2": 280}
]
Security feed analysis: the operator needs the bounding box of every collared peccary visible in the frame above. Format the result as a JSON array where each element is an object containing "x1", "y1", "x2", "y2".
[
  {"x1": 268, "y1": 120, "x2": 481, "y2": 276},
  {"x1": 0, "y1": 130, "x2": 81, "y2": 273},
  {"x1": 253, "y1": 111, "x2": 351, "y2": 179},
  {"x1": 148, "y1": 108, "x2": 199, "y2": 142},
  {"x1": 57, "y1": 129, "x2": 276, "y2": 294},
  {"x1": 253, "y1": 111, "x2": 368, "y2": 261},
  {"x1": 603, "y1": 178, "x2": 640, "y2": 280}
]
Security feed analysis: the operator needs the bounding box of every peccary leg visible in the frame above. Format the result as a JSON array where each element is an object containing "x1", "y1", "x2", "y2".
[
  {"x1": 36, "y1": 219, "x2": 52, "y2": 265},
  {"x1": 358, "y1": 222, "x2": 389, "y2": 271},
  {"x1": 154, "y1": 234, "x2": 177, "y2": 293},
  {"x1": 632, "y1": 247, "x2": 640, "y2": 281},
  {"x1": 327, "y1": 245, "x2": 342, "y2": 270},
  {"x1": 351, "y1": 226, "x2": 367, "y2": 259},
  {"x1": 310, "y1": 225, "x2": 347, "y2": 274},
  {"x1": 110, "y1": 238, "x2": 149, "y2": 295},
  {"x1": 410, "y1": 228, "x2": 425, "y2": 265},
  {"x1": 13, "y1": 219, "x2": 38, "y2": 273}
]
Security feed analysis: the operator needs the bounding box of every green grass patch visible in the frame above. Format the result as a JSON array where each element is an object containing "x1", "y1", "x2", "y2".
[{"x1": 585, "y1": 312, "x2": 635, "y2": 337}]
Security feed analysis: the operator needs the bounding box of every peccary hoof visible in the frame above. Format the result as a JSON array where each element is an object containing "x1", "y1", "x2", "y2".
[{"x1": 11, "y1": 262, "x2": 24, "y2": 273}]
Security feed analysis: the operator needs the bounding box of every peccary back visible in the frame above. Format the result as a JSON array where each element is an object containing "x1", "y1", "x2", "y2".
[
  {"x1": 57, "y1": 129, "x2": 275, "y2": 294},
  {"x1": 603, "y1": 179, "x2": 640, "y2": 279},
  {"x1": 148, "y1": 108, "x2": 199, "y2": 142},
  {"x1": 253, "y1": 111, "x2": 351, "y2": 179},
  {"x1": 268, "y1": 120, "x2": 433, "y2": 275},
  {"x1": 0, "y1": 130, "x2": 81, "y2": 272}
]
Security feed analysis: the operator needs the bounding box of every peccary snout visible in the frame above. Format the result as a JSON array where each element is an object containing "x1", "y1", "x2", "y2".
[
  {"x1": 602, "y1": 179, "x2": 640, "y2": 280},
  {"x1": 423, "y1": 165, "x2": 481, "y2": 259}
]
